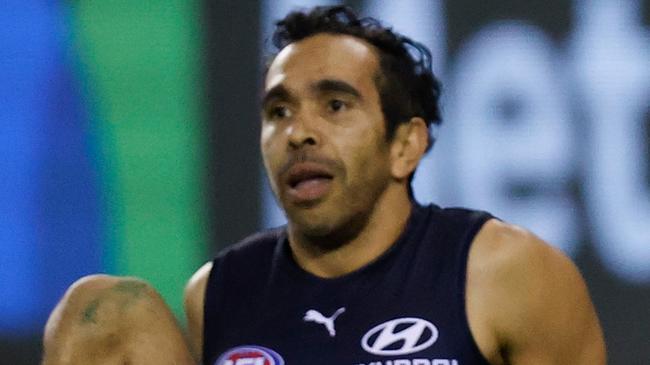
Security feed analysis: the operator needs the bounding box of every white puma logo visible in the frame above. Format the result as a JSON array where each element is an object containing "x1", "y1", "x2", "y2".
[{"x1": 303, "y1": 307, "x2": 346, "y2": 337}]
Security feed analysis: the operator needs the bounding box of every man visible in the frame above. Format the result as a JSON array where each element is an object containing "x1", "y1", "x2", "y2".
[{"x1": 43, "y1": 6, "x2": 605, "y2": 365}]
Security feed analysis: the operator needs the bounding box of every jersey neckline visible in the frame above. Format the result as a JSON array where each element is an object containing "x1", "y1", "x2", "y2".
[{"x1": 274, "y1": 202, "x2": 433, "y2": 284}]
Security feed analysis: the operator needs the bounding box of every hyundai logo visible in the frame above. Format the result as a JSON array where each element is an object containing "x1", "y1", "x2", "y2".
[{"x1": 361, "y1": 317, "x2": 438, "y2": 356}]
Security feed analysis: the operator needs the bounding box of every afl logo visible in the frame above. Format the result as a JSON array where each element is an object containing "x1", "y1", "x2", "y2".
[
  {"x1": 214, "y1": 345, "x2": 284, "y2": 365},
  {"x1": 361, "y1": 317, "x2": 439, "y2": 356}
]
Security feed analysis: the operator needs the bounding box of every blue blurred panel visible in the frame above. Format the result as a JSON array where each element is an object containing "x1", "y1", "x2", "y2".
[
  {"x1": 0, "y1": 1, "x2": 53, "y2": 335},
  {"x1": 34, "y1": 51, "x2": 105, "y2": 328},
  {"x1": 0, "y1": 1, "x2": 103, "y2": 334}
]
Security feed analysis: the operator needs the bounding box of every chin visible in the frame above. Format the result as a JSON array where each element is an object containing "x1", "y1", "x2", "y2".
[
  {"x1": 286, "y1": 208, "x2": 334, "y2": 236},
  {"x1": 287, "y1": 205, "x2": 369, "y2": 251}
]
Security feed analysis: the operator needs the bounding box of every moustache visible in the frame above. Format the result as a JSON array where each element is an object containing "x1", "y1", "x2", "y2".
[{"x1": 278, "y1": 151, "x2": 343, "y2": 179}]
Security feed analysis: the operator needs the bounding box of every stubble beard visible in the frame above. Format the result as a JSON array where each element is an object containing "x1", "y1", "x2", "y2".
[
  {"x1": 290, "y1": 208, "x2": 369, "y2": 252},
  {"x1": 287, "y1": 175, "x2": 390, "y2": 253}
]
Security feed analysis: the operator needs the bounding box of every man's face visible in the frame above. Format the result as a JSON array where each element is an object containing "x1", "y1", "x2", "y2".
[{"x1": 261, "y1": 33, "x2": 395, "y2": 242}]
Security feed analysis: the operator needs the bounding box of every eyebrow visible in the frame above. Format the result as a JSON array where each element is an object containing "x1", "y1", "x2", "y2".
[
  {"x1": 312, "y1": 79, "x2": 363, "y2": 100},
  {"x1": 261, "y1": 78, "x2": 363, "y2": 109},
  {"x1": 261, "y1": 84, "x2": 294, "y2": 109}
]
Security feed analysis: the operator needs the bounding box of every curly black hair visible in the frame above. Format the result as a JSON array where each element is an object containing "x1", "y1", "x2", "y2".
[{"x1": 270, "y1": 5, "x2": 443, "y2": 152}]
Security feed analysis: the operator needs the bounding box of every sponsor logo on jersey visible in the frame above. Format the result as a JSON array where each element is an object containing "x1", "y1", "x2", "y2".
[
  {"x1": 214, "y1": 345, "x2": 284, "y2": 365},
  {"x1": 361, "y1": 317, "x2": 439, "y2": 356},
  {"x1": 303, "y1": 307, "x2": 346, "y2": 337},
  {"x1": 354, "y1": 359, "x2": 458, "y2": 365}
]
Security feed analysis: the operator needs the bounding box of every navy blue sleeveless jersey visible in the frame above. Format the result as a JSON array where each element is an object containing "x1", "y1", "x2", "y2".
[{"x1": 203, "y1": 203, "x2": 493, "y2": 365}]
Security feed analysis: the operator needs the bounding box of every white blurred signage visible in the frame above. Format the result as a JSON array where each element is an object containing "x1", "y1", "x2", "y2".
[{"x1": 262, "y1": 0, "x2": 650, "y2": 282}]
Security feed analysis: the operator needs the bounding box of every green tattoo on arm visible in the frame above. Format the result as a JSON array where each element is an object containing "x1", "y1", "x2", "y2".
[
  {"x1": 112, "y1": 280, "x2": 148, "y2": 298},
  {"x1": 81, "y1": 299, "x2": 100, "y2": 324}
]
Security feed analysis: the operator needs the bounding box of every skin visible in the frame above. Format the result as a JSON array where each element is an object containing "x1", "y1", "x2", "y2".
[
  {"x1": 186, "y1": 34, "x2": 606, "y2": 364},
  {"x1": 259, "y1": 33, "x2": 426, "y2": 277},
  {"x1": 43, "y1": 33, "x2": 606, "y2": 365},
  {"x1": 43, "y1": 275, "x2": 194, "y2": 365}
]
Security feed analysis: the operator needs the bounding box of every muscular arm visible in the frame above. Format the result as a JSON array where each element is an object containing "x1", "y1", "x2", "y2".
[
  {"x1": 467, "y1": 220, "x2": 606, "y2": 365},
  {"x1": 184, "y1": 262, "x2": 212, "y2": 363},
  {"x1": 43, "y1": 275, "x2": 195, "y2": 365}
]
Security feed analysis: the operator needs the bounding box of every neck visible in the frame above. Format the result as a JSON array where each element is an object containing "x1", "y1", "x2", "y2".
[{"x1": 288, "y1": 183, "x2": 413, "y2": 278}]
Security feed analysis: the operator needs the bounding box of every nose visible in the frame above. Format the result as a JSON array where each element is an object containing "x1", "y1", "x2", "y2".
[{"x1": 287, "y1": 112, "x2": 319, "y2": 149}]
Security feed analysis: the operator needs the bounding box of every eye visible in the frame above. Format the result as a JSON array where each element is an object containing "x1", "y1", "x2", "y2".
[
  {"x1": 328, "y1": 99, "x2": 346, "y2": 112},
  {"x1": 268, "y1": 105, "x2": 292, "y2": 119}
]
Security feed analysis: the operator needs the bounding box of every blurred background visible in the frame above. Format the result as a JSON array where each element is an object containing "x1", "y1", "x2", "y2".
[{"x1": 1, "y1": 0, "x2": 648, "y2": 364}]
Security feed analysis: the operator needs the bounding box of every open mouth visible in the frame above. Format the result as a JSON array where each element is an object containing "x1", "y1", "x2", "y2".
[
  {"x1": 288, "y1": 171, "x2": 333, "y2": 189},
  {"x1": 284, "y1": 163, "x2": 334, "y2": 202}
]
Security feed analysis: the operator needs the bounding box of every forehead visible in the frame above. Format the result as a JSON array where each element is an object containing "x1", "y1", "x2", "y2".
[{"x1": 265, "y1": 33, "x2": 381, "y2": 92}]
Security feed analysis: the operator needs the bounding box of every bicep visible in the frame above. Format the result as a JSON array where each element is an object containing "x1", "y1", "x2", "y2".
[
  {"x1": 184, "y1": 262, "x2": 213, "y2": 362},
  {"x1": 470, "y1": 221, "x2": 606, "y2": 365},
  {"x1": 495, "y1": 232, "x2": 606, "y2": 364}
]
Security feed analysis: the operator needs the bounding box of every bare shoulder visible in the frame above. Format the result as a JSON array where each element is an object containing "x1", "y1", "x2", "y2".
[
  {"x1": 466, "y1": 219, "x2": 606, "y2": 365},
  {"x1": 184, "y1": 261, "x2": 213, "y2": 361},
  {"x1": 468, "y1": 219, "x2": 573, "y2": 286}
]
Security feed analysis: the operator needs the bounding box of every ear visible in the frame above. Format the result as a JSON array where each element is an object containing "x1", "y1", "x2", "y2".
[{"x1": 389, "y1": 117, "x2": 428, "y2": 180}]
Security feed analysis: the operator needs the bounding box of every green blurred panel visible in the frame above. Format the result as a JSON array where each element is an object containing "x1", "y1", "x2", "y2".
[{"x1": 71, "y1": 1, "x2": 207, "y2": 319}]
